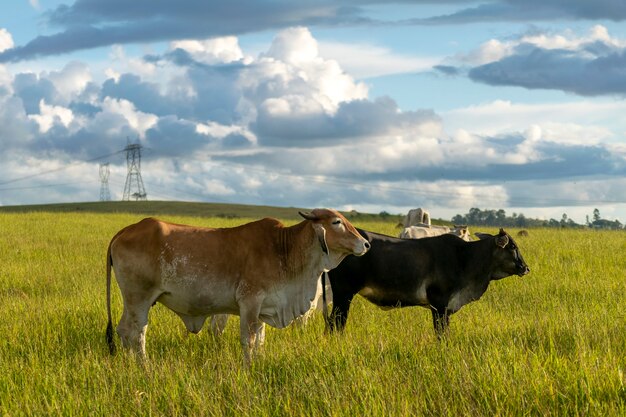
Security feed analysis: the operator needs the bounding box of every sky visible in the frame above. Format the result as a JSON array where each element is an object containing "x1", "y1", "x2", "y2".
[{"x1": 1, "y1": 1, "x2": 626, "y2": 224}]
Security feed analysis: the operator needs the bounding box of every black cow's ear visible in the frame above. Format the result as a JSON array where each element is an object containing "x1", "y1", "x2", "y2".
[{"x1": 495, "y1": 234, "x2": 509, "y2": 248}]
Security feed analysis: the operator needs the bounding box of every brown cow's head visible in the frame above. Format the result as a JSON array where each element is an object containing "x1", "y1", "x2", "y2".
[
  {"x1": 476, "y1": 228, "x2": 530, "y2": 279},
  {"x1": 299, "y1": 208, "x2": 370, "y2": 269}
]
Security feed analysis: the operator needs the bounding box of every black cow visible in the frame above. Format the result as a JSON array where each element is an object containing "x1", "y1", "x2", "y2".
[{"x1": 326, "y1": 228, "x2": 529, "y2": 336}]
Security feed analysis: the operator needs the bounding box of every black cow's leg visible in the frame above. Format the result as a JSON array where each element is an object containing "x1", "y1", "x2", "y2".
[
  {"x1": 327, "y1": 292, "x2": 355, "y2": 332},
  {"x1": 430, "y1": 307, "x2": 450, "y2": 339}
]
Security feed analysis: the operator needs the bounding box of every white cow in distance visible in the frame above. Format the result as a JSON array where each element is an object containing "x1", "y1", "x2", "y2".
[
  {"x1": 402, "y1": 208, "x2": 431, "y2": 227},
  {"x1": 400, "y1": 224, "x2": 472, "y2": 241}
]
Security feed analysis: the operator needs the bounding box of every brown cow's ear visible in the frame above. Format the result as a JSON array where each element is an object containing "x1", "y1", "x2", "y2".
[
  {"x1": 312, "y1": 223, "x2": 329, "y2": 255},
  {"x1": 495, "y1": 234, "x2": 509, "y2": 248}
]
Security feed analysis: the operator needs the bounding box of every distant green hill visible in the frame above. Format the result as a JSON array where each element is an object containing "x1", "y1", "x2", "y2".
[
  {"x1": 0, "y1": 200, "x2": 399, "y2": 222},
  {"x1": 0, "y1": 201, "x2": 311, "y2": 220}
]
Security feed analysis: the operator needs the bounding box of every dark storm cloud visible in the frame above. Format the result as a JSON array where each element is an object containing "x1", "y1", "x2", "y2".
[
  {"x1": 254, "y1": 96, "x2": 439, "y2": 146},
  {"x1": 0, "y1": 0, "x2": 359, "y2": 62},
  {"x1": 32, "y1": 121, "x2": 133, "y2": 158},
  {"x1": 101, "y1": 74, "x2": 171, "y2": 116},
  {"x1": 361, "y1": 141, "x2": 626, "y2": 183},
  {"x1": 433, "y1": 65, "x2": 461, "y2": 76},
  {"x1": 144, "y1": 116, "x2": 215, "y2": 155},
  {"x1": 413, "y1": 0, "x2": 626, "y2": 24},
  {"x1": 468, "y1": 44, "x2": 626, "y2": 96},
  {"x1": 214, "y1": 132, "x2": 626, "y2": 185},
  {"x1": 13, "y1": 73, "x2": 59, "y2": 114},
  {"x1": 144, "y1": 116, "x2": 254, "y2": 156},
  {"x1": 107, "y1": 51, "x2": 245, "y2": 123},
  {"x1": 3, "y1": 0, "x2": 625, "y2": 63}
]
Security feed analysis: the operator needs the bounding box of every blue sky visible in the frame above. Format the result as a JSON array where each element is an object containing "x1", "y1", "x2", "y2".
[{"x1": 1, "y1": 0, "x2": 626, "y2": 223}]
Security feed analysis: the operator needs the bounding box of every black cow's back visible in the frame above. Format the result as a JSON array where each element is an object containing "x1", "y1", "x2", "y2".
[{"x1": 330, "y1": 229, "x2": 459, "y2": 307}]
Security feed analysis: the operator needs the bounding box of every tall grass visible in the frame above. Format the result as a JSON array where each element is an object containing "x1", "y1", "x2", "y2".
[{"x1": 0, "y1": 212, "x2": 624, "y2": 416}]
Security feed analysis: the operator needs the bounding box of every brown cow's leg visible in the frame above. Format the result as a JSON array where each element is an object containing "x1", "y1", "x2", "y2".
[
  {"x1": 117, "y1": 300, "x2": 152, "y2": 359},
  {"x1": 209, "y1": 315, "x2": 265, "y2": 349},
  {"x1": 238, "y1": 300, "x2": 264, "y2": 367},
  {"x1": 210, "y1": 314, "x2": 230, "y2": 338}
]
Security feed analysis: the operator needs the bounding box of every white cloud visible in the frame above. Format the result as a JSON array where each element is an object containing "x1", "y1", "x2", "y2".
[
  {"x1": 453, "y1": 39, "x2": 514, "y2": 66},
  {"x1": 442, "y1": 99, "x2": 626, "y2": 144},
  {"x1": 45, "y1": 61, "x2": 92, "y2": 104},
  {"x1": 2, "y1": 25, "x2": 626, "y2": 223},
  {"x1": 195, "y1": 121, "x2": 258, "y2": 145},
  {"x1": 456, "y1": 25, "x2": 626, "y2": 97},
  {"x1": 519, "y1": 25, "x2": 625, "y2": 53},
  {"x1": 447, "y1": 25, "x2": 626, "y2": 67},
  {"x1": 0, "y1": 28, "x2": 13, "y2": 53},
  {"x1": 0, "y1": 63, "x2": 11, "y2": 88},
  {"x1": 100, "y1": 97, "x2": 158, "y2": 137},
  {"x1": 319, "y1": 41, "x2": 440, "y2": 79},
  {"x1": 28, "y1": 99, "x2": 74, "y2": 133},
  {"x1": 264, "y1": 27, "x2": 319, "y2": 66},
  {"x1": 248, "y1": 27, "x2": 368, "y2": 114},
  {"x1": 107, "y1": 45, "x2": 157, "y2": 79},
  {"x1": 171, "y1": 36, "x2": 248, "y2": 64}
]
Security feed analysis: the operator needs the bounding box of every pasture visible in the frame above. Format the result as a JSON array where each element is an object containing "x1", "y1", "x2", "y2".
[{"x1": 0, "y1": 209, "x2": 624, "y2": 416}]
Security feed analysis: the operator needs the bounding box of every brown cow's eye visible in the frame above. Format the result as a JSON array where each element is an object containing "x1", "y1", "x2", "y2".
[{"x1": 332, "y1": 220, "x2": 342, "y2": 225}]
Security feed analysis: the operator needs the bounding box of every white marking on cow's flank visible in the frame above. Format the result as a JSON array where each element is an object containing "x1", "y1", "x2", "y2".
[{"x1": 414, "y1": 281, "x2": 428, "y2": 305}]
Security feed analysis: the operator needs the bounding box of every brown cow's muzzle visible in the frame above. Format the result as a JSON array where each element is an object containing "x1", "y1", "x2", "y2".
[{"x1": 353, "y1": 237, "x2": 370, "y2": 257}]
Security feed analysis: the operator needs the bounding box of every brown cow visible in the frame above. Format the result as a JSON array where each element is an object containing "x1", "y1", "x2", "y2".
[{"x1": 106, "y1": 209, "x2": 369, "y2": 365}]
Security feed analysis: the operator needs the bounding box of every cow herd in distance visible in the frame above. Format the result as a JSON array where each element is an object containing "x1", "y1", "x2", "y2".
[{"x1": 106, "y1": 206, "x2": 529, "y2": 365}]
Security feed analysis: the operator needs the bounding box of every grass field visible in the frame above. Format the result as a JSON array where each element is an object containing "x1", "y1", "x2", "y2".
[{"x1": 0, "y1": 207, "x2": 624, "y2": 416}]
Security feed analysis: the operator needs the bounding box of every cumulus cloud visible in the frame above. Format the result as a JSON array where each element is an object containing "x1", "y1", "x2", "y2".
[
  {"x1": 29, "y1": 99, "x2": 74, "y2": 133},
  {"x1": 45, "y1": 61, "x2": 92, "y2": 104},
  {"x1": 0, "y1": 28, "x2": 13, "y2": 53},
  {"x1": 171, "y1": 37, "x2": 248, "y2": 65},
  {"x1": 439, "y1": 25, "x2": 626, "y2": 96},
  {"x1": 1, "y1": 25, "x2": 626, "y2": 219}
]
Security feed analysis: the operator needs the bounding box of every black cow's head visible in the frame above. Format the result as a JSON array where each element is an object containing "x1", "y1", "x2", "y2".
[{"x1": 477, "y1": 228, "x2": 530, "y2": 280}]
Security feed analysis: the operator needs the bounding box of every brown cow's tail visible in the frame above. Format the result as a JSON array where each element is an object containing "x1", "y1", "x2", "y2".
[{"x1": 106, "y1": 242, "x2": 116, "y2": 355}]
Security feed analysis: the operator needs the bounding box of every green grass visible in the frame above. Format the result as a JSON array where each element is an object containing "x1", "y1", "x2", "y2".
[{"x1": 0, "y1": 211, "x2": 624, "y2": 416}]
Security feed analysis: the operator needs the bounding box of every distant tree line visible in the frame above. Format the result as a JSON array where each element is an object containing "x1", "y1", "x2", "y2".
[{"x1": 451, "y1": 208, "x2": 623, "y2": 230}]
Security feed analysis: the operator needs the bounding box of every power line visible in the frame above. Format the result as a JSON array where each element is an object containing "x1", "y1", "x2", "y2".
[
  {"x1": 0, "y1": 181, "x2": 97, "y2": 192},
  {"x1": 140, "y1": 148, "x2": 625, "y2": 207},
  {"x1": 0, "y1": 150, "x2": 124, "y2": 187},
  {"x1": 3, "y1": 147, "x2": 626, "y2": 209},
  {"x1": 186, "y1": 157, "x2": 626, "y2": 207}
]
